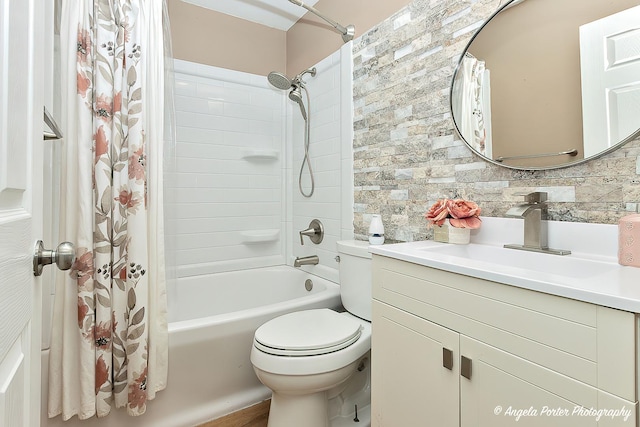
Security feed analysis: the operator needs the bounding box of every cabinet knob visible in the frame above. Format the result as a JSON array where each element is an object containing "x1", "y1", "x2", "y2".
[{"x1": 461, "y1": 355, "x2": 472, "y2": 380}]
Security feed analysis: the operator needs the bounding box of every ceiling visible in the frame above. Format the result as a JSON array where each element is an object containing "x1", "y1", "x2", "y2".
[{"x1": 181, "y1": 0, "x2": 320, "y2": 31}]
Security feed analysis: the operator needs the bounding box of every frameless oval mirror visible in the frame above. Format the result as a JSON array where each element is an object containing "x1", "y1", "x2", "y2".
[{"x1": 450, "y1": 0, "x2": 640, "y2": 170}]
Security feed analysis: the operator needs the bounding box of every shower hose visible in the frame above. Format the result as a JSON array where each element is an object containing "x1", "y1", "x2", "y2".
[{"x1": 299, "y1": 85, "x2": 314, "y2": 198}]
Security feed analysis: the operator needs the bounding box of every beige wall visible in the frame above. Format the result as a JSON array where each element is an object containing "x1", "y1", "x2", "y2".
[
  {"x1": 168, "y1": 0, "x2": 286, "y2": 75},
  {"x1": 286, "y1": 0, "x2": 412, "y2": 75},
  {"x1": 168, "y1": 0, "x2": 411, "y2": 76}
]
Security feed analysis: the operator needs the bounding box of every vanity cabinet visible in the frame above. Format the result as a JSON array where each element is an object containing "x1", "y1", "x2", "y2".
[
  {"x1": 373, "y1": 301, "x2": 460, "y2": 426},
  {"x1": 371, "y1": 255, "x2": 639, "y2": 427}
]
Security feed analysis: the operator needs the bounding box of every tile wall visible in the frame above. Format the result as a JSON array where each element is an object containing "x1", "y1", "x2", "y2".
[
  {"x1": 288, "y1": 43, "x2": 354, "y2": 283},
  {"x1": 170, "y1": 60, "x2": 286, "y2": 277},
  {"x1": 170, "y1": 47, "x2": 353, "y2": 281},
  {"x1": 351, "y1": 0, "x2": 640, "y2": 243}
]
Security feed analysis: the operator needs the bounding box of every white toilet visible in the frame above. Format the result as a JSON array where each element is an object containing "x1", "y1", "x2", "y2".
[{"x1": 250, "y1": 240, "x2": 372, "y2": 427}]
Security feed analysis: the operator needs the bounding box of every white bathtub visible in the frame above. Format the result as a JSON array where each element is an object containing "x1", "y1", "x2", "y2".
[{"x1": 43, "y1": 266, "x2": 342, "y2": 427}]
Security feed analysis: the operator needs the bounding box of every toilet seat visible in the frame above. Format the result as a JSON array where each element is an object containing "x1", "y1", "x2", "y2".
[{"x1": 254, "y1": 309, "x2": 363, "y2": 357}]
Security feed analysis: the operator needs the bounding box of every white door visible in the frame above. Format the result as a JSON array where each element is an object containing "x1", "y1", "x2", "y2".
[
  {"x1": 0, "y1": 0, "x2": 44, "y2": 426},
  {"x1": 579, "y1": 6, "x2": 640, "y2": 158}
]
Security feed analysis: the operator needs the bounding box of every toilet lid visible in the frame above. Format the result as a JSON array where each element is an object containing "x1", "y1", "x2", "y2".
[{"x1": 254, "y1": 309, "x2": 363, "y2": 357}]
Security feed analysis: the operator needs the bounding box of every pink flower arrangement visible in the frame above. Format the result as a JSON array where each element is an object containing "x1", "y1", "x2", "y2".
[{"x1": 425, "y1": 198, "x2": 482, "y2": 229}]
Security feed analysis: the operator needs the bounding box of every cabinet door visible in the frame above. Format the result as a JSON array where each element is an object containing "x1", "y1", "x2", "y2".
[
  {"x1": 460, "y1": 335, "x2": 636, "y2": 427},
  {"x1": 372, "y1": 301, "x2": 459, "y2": 427}
]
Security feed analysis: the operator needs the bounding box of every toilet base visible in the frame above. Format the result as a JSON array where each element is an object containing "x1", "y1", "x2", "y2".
[
  {"x1": 268, "y1": 391, "x2": 330, "y2": 427},
  {"x1": 255, "y1": 362, "x2": 358, "y2": 427},
  {"x1": 262, "y1": 353, "x2": 371, "y2": 427}
]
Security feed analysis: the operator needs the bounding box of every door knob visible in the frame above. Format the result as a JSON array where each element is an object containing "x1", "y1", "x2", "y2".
[{"x1": 33, "y1": 240, "x2": 75, "y2": 276}]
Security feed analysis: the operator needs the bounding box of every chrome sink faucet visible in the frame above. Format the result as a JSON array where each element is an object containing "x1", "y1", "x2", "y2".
[{"x1": 504, "y1": 192, "x2": 570, "y2": 255}]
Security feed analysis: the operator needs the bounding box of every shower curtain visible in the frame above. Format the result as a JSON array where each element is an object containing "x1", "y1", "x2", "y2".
[
  {"x1": 48, "y1": 0, "x2": 169, "y2": 419},
  {"x1": 452, "y1": 52, "x2": 492, "y2": 156}
]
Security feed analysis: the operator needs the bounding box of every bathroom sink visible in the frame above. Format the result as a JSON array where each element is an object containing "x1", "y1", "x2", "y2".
[
  {"x1": 369, "y1": 219, "x2": 640, "y2": 313},
  {"x1": 417, "y1": 243, "x2": 617, "y2": 280}
]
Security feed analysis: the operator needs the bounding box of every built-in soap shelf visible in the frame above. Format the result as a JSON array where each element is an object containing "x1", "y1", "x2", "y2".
[
  {"x1": 240, "y1": 229, "x2": 280, "y2": 244},
  {"x1": 241, "y1": 149, "x2": 279, "y2": 161}
]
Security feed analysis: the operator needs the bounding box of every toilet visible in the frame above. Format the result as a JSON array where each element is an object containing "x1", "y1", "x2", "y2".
[{"x1": 250, "y1": 240, "x2": 372, "y2": 427}]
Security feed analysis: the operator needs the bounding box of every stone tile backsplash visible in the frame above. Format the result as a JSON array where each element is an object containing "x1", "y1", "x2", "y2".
[{"x1": 352, "y1": 0, "x2": 640, "y2": 242}]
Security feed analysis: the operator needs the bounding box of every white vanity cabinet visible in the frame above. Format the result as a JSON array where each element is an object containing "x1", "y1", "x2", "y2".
[
  {"x1": 373, "y1": 301, "x2": 460, "y2": 426},
  {"x1": 371, "y1": 254, "x2": 639, "y2": 427}
]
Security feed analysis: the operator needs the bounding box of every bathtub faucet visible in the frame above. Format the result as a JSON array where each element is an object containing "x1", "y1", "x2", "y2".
[{"x1": 294, "y1": 255, "x2": 319, "y2": 267}]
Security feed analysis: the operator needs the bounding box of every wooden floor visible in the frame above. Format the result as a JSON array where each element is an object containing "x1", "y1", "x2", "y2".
[{"x1": 197, "y1": 400, "x2": 270, "y2": 427}]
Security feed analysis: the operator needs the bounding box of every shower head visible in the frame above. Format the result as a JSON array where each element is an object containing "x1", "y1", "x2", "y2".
[
  {"x1": 289, "y1": 86, "x2": 307, "y2": 120},
  {"x1": 268, "y1": 68, "x2": 314, "y2": 121},
  {"x1": 267, "y1": 71, "x2": 293, "y2": 90},
  {"x1": 268, "y1": 68, "x2": 317, "y2": 91}
]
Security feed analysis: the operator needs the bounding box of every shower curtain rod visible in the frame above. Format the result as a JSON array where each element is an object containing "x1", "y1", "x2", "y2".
[{"x1": 288, "y1": 0, "x2": 355, "y2": 43}]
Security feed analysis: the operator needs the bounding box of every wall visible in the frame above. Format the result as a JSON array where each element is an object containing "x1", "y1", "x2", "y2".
[
  {"x1": 168, "y1": 45, "x2": 353, "y2": 282},
  {"x1": 167, "y1": 0, "x2": 286, "y2": 76},
  {"x1": 286, "y1": 0, "x2": 412, "y2": 75},
  {"x1": 288, "y1": 43, "x2": 354, "y2": 283},
  {"x1": 352, "y1": 0, "x2": 640, "y2": 243},
  {"x1": 168, "y1": 0, "x2": 410, "y2": 78},
  {"x1": 169, "y1": 60, "x2": 286, "y2": 277}
]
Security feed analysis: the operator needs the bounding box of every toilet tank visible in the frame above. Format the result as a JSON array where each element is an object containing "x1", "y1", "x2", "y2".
[{"x1": 336, "y1": 240, "x2": 372, "y2": 321}]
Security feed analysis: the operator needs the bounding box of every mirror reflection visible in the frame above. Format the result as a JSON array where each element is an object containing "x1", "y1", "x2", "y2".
[{"x1": 451, "y1": 0, "x2": 640, "y2": 170}]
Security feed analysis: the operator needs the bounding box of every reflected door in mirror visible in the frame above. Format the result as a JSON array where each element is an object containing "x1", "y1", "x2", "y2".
[{"x1": 580, "y1": 5, "x2": 640, "y2": 158}]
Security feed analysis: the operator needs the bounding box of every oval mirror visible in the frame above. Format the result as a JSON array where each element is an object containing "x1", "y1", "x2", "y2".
[{"x1": 450, "y1": 0, "x2": 640, "y2": 170}]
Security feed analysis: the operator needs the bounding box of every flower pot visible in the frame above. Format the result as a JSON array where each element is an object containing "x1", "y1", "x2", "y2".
[{"x1": 433, "y1": 219, "x2": 471, "y2": 244}]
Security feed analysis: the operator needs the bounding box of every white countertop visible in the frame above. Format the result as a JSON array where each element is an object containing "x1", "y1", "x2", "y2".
[{"x1": 369, "y1": 217, "x2": 640, "y2": 313}]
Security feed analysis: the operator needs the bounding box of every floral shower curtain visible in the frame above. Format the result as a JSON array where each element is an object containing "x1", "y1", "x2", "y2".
[
  {"x1": 452, "y1": 52, "x2": 491, "y2": 156},
  {"x1": 48, "y1": 0, "x2": 168, "y2": 419}
]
